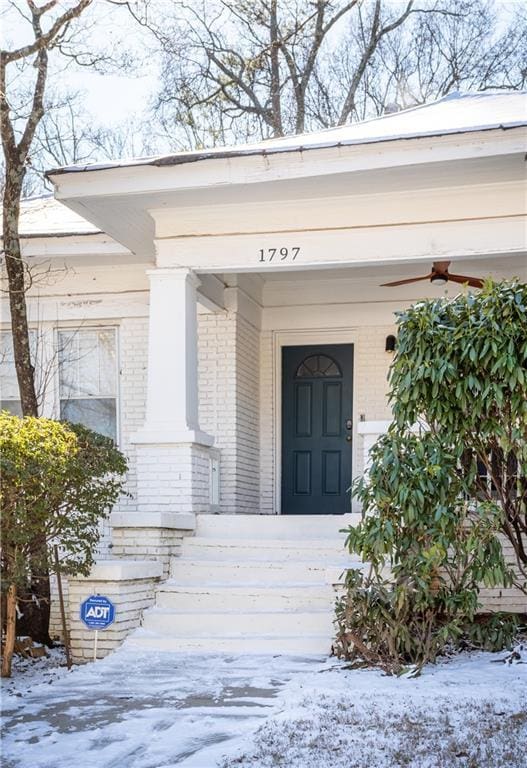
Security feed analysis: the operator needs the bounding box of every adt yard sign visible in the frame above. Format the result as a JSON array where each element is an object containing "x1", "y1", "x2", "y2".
[{"x1": 80, "y1": 595, "x2": 115, "y2": 630}]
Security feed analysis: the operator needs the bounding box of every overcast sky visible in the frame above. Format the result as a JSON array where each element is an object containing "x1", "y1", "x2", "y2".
[
  {"x1": 3, "y1": 0, "x2": 524, "y2": 131},
  {"x1": 2, "y1": 0, "x2": 158, "y2": 124}
]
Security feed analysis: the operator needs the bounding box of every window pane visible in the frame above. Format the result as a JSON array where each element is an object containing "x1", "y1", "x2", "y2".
[
  {"x1": 58, "y1": 331, "x2": 80, "y2": 397},
  {"x1": 97, "y1": 330, "x2": 117, "y2": 395},
  {"x1": 0, "y1": 335, "x2": 19, "y2": 399},
  {"x1": 58, "y1": 329, "x2": 117, "y2": 398},
  {"x1": 60, "y1": 398, "x2": 117, "y2": 441},
  {"x1": 0, "y1": 400, "x2": 23, "y2": 417},
  {"x1": 0, "y1": 332, "x2": 37, "y2": 400},
  {"x1": 78, "y1": 331, "x2": 103, "y2": 397},
  {"x1": 58, "y1": 329, "x2": 118, "y2": 442},
  {"x1": 295, "y1": 354, "x2": 341, "y2": 379}
]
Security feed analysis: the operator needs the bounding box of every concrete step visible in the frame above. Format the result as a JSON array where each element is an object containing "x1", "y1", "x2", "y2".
[
  {"x1": 123, "y1": 513, "x2": 363, "y2": 656},
  {"x1": 168, "y1": 558, "x2": 352, "y2": 585},
  {"x1": 126, "y1": 629, "x2": 332, "y2": 655},
  {"x1": 141, "y1": 608, "x2": 334, "y2": 636},
  {"x1": 195, "y1": 513, "x2": 360, "y2": 540},
  {"x1": 156, "y1": 583, "x2": 339, "y2": 612},
  {"x1": 182, "y1": 537, "x2": 352, "y2": 563}
]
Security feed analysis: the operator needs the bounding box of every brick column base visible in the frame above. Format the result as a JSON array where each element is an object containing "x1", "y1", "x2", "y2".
[
  {"x1": 110, "y1": 512, "x2": 196, "y2": 579},
  {"x1": 134, "y1": 442, "x2": 212, "y2": 515},
  {"x1": 68, "y1": 560, "x2": 163, "y2": 662}
]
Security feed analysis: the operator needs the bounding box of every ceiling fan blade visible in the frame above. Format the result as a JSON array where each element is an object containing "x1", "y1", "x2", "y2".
[
  {"x1": 432, "y1": 260, "x2": 451, "y2": 273},
  {"x1": 448, "y1": 274, "x2": 484, "y2": 288},
  {"x1": 381, "y1": 274, "x2": 432, "y2": 287}
]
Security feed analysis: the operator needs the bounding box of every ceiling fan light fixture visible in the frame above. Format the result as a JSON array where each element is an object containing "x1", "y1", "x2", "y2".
[{"x1": 431, "y1": 274, "x2": 448, "y2": 285}]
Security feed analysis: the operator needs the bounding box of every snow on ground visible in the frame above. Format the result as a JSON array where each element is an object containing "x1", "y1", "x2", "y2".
[
  {"x1": 1, "y1": 645, "x2": 526, "y2": 768},
  {"x1": 1, "y1": 648, "x2": 318, "y2": 768},
  {"x1": 221, "y1": 647, "x2": 527, "y2": 768}
]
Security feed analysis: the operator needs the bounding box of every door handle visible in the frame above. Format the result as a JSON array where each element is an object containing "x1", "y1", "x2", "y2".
[{"x1": 346, "y1": 435, "x2": 352, "y2": 442}]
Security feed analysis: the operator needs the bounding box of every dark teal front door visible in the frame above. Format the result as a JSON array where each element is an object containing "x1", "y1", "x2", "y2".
[{"x1": 281, "y1": 344, "x2": 354, "y2": 515}]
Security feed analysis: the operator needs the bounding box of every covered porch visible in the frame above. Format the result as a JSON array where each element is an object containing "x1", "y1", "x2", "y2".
[
  {"x1": 137, "y1": 252, "x2": 525, "y2": 519},
  {"x1": 48, "y1": 90, "x2": 526, "y2": 522}
]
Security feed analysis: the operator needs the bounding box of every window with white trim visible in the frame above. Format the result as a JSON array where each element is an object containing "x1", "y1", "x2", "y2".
[
  {"x1": 0, "y1": 331, "x2": 36, "y2": 415},
  {"x1": 58, "y1": 328, "x2": 118, "y2": 441}
]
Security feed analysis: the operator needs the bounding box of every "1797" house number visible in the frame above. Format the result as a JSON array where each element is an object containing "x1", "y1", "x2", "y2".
[{"x1": 258, "y1": 247, "x2": 300, "y2": 263}]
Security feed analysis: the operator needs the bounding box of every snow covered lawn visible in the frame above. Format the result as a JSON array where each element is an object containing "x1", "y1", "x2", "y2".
[
  {"x1": 222, "y1": 649, "x2": 527, "y2": 768},
  {"x1": 1, "y1": 646, "x2": 526, "y2": 768}
]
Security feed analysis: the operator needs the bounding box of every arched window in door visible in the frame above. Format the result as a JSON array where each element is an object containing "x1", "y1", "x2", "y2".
[{"x1": 295, "y1": 354, "x2": 341, "y2": 379}]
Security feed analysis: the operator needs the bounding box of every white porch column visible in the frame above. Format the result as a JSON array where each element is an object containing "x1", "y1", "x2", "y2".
[
  {"x1": 131, "y1": 267, "x2": 214, "y2": 518},
  {"x1": 135, "y1": 267, "x2": 213, "y2": 445}
]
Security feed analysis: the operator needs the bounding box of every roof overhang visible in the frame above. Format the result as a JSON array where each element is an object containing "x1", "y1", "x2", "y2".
[
  {"x1": 48, "y1": 125, "x2": 527, "y2": 259},
  {"x1": 19, "y1": 232, "x2": 137, "y2": 262}
]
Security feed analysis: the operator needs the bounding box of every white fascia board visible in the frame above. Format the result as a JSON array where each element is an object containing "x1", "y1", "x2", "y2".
[
  {"x1": 50, "y1": 127, "x2": 527, "y2": 201},
  {"x1": 155, "y1": 215, "x2": 526, "y2": 274},
  {"x1": 20, "y1": 233, "x2": 131, "y2": 259}
]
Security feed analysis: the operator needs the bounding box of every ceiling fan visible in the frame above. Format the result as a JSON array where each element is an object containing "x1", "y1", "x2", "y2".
[{"x1": 381, "y1": 261, "x2": 484, "y2": 289}]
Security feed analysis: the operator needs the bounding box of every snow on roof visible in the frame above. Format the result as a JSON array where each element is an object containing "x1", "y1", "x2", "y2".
[
  {"x1": 49, "y1": 90, "x2": 527, "y2": 176},
  {"x1": 15, "y1": 195, "x2": 100, "y2": 237}
]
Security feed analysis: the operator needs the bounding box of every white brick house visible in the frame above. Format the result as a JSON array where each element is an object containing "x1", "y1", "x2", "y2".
[{"x1": 2, "y1": 91, "x2": 526, "y2": 657}]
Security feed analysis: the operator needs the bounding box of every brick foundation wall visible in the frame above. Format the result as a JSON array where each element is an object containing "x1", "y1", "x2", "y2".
[{"x1": 67, "y1": 561, "x2": 162, "y2": 662}]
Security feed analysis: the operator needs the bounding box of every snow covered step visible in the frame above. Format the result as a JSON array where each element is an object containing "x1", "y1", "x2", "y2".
[
  {"x1": 126, "y1": 629, "x2": 332, "y2": 655},
  {"x1": 156, "y1": 584, "x2": 339, "y2": 612},
  {"x1": 182, "y1": 537, "x2": 352, "y2": 563},
  {"x1": 195, "y1": 514, "x2": 359, "y2": 540},
  {"x1": 169, "y1": 558, "x2": 350, "y2": 585},
  {"x1": 141, "y1": 608, "x2": 334, "y2": 636},
  {"x1": 122, "y1": 514, "x2": 363, "y2": 656}
]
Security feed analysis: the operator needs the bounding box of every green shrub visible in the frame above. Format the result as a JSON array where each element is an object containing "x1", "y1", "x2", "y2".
[
  {"x1": 1, "y1": 412, "x2": 127, "y2": 588},
  {"x1": 336, "y1": 280, "x2": 527, "y2": 674}
]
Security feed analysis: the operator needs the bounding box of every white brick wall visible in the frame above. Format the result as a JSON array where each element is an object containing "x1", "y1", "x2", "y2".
[
  {"x1": 259, "y1": 331, "x2": 275, "y2": 514},
  {"x1": 198, "y1": 309, "x2": 260, "y2": 513},
  {"x1": 48, "y1": 299, "x2": 395, "y2": 528},
  {"x1": 92, "y1": 317, "x2": 149, "y2": 557},
  {"x1": 198, "y1": 312, "x2": 237, "y2": 511},
  {"x1": 135, "y1": 442, "x2": 211, "y2": 513},
  {"x1": 115, "y1": 316, "x2": 149, "y2": 511},
  {"x1": 234, "y1": 313, "x2": 260, "y2": 512},
  {"x1": 68, "y1": 573, "x2": 160, "y2": 661}
]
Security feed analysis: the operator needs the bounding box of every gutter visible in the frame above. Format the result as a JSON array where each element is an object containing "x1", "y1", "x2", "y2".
[{"x1": 45, "y1": 122, "x2": 526, "y2": 178}]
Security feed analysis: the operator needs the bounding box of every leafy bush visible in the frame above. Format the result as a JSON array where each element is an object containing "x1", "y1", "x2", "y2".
[
  {"x1": 1, "y1": 413, "x2": 127, "y2": 585},
  {"x1": 391, "y1": 279, "x2": 527, "y2": 583},
  {"x1": 1, "y1": 413, "x2": 127, "y2": 675},
  {"x1": 336, "y1": 280, "x2": 526, "y2": 673}
]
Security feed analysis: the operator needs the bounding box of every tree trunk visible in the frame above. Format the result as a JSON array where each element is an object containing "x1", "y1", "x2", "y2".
[
  {"x1": 1, "y1": 584, "x2": 17, "y2": 678},
  {"x1": 16, "y1": 560, "x2": 52, "y2": 647},
  {"x1": 3, "y1": 170, "x2": 51, "y2": 644},
  {"x1": 2, "y1": 170, "x2": 39, "y2": 417}
]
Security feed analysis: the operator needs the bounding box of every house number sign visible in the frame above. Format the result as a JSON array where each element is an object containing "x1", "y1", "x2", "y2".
[{"x1": 258, "y1": 247, "x2": 300, "y2": 263}]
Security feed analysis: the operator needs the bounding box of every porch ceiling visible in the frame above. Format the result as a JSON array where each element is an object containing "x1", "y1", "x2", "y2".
[
  {"x1": 257, "y1": 252, "x2": 527, "y2": 283},
  {"x1": 229, "y1": 253, "x2": 527, "y2": 311}
]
